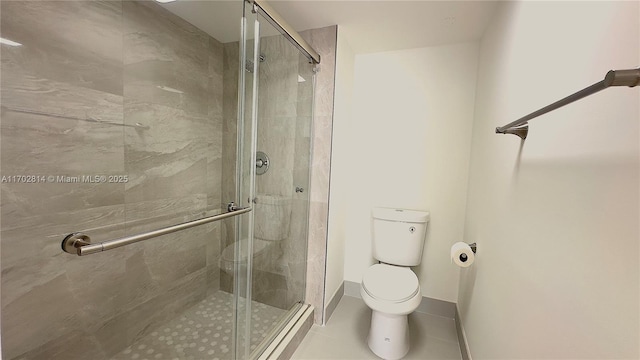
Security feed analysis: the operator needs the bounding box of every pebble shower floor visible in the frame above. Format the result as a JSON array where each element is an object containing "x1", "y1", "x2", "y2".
[{"x1": 113, "y1": 290, "x2": 287, "y2": 360}]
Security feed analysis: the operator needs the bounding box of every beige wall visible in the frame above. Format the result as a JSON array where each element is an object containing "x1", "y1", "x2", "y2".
[
  {"x1": 342, "y1": 42, "x2": 479, "y2": 302},
  {"x1": 458, "y1": 1, "x2": 639, "y2": 358}
]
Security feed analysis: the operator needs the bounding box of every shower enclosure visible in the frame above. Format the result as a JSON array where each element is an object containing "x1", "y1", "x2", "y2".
[{"x1": 0, "y1": 0, "x2": 318, "y2": 359}]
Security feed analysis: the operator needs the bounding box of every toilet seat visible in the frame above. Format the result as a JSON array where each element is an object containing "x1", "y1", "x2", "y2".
[{"x1": 362, "y1": 264, "x2": 419, "y2": 302}]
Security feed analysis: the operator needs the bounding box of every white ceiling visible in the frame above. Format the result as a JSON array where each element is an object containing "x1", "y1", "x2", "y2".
[
  {"x1": 162, "y1": 0, "x2": 499, "y2": 54},
  {"x1": 268, "y1": 1, "x2": 499, "y2": 53}
]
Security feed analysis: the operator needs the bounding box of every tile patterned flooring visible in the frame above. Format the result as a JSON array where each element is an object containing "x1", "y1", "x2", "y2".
[
  {"x1": 113, "y1": 290, "x2": 286, "y2": 360},
  {"x1": 292, "y1": 296, "x2": 462, "y2": 360}
]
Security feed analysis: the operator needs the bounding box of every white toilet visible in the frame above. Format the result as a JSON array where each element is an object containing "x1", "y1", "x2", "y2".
[{"x1": 360, "y1": 207, "x2": 430, "y2": 360}]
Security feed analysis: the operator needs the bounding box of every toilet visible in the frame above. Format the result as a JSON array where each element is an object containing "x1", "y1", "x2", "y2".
[
  {"x1": 219, "y1": 194, "x2": 290, "y2": 276},
  {"x1": 360, "y1": 207, "x2": 430, "y2": 360}
]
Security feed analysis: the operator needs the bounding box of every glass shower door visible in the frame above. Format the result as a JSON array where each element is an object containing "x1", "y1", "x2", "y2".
[{"x1": 239, "y1": 9, "x2": 317, "y2": 358}]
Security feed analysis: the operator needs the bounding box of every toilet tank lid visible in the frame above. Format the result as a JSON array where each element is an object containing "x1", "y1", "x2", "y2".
[{"x1": 372, "y1": 208, "x2": 430, "y2": 223}]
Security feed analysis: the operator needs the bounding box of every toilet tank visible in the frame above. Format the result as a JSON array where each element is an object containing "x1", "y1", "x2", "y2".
[{"x1": 371, "y1": 208, "x2": 430, "y2": 266}]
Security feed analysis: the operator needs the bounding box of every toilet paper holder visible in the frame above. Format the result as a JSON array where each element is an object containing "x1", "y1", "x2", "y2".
[
  {"x1": 459, "y1": 242, "x2": 477, "y2": 262},
  {"x1": 468, "y1": 242, "x2": 477, "y2": 253}
]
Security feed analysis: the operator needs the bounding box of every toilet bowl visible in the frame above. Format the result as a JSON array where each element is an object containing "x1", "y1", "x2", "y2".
[
  {"x1": 361, "y1": 208, "x2": 429, "y2": 360},
  {"x1": 361, "y1": 264, "x2": 421, "y2": 314},
  {"x1": 361, "y1": 264, "x2": 421, "y2": 360}
]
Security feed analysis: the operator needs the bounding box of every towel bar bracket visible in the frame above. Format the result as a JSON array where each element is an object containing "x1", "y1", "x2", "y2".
[
  {"x1": 496, "y1": 124, "x2": 529, "y2": 140},
  {"x1": 607, "y1": 68, "x2": 640, "y2": 87},
  {"x1": 61, "y1": 232, "x2": 93, "y2": 254}
]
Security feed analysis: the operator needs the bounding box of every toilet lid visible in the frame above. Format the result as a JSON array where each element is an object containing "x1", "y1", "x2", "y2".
[
  {"x1": 221, "y1": 238, "x2": 270, "y2": 262},
  {"x1": 362, "y1": 264, "x2": 420, "y2": 303}
]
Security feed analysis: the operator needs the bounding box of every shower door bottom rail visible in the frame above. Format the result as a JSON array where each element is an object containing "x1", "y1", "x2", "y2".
[{"x1": 61, "y1": 206, "x2": 251, "y2": 256}]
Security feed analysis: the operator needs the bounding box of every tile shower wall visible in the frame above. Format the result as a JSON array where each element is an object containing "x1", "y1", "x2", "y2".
[
  {"x1": 299, "y1": 26, "x2": 338, "y2": 325},
  {"x1": 0, "y1": 1, "x2": 225, "y2": 359}
]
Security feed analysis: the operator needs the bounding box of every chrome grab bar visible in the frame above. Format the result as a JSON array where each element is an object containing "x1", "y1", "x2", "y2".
[{"x1": 61, "y1": 206, "x2": 251, "y2": 256}]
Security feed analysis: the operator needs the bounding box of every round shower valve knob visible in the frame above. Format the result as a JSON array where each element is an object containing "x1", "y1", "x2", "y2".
[{"x1": 256, "y1": 151, "x2": 270, "y2": 175}]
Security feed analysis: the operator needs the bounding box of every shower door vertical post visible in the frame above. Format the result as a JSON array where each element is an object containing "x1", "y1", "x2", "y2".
[
  {"x1": 232, "y1": 1, "x2": 261, "y2": 359},
  {"x1": 242, "y1": 7, "x2": 261, "y2": 358}
]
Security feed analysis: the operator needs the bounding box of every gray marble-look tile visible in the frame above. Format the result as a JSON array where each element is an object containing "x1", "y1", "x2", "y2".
[
  {"x1": 94, "y1": 269, "x2": 208, "y2": 358},
  {"x1": 253, "y1": 36, "x2": 301, "y2": 202},
  {"x1": 0, "y1": 181, "x2": 125, "y2": 230},
  {"x1": 209, "y1": 37, "x2": 225, "y2": 80},
  {"x1": 207, "y1": 90, "x2": 224, "y2": 209},
  {"x1": 298, "y1": 26, "x2": 337, "y2": 326},
  {"x1": 205, "y1": 221, "x2": 222, "y2": 294},
  {"x1": 209, "y1": 37, "x2": 225, "y2": 121},
  {"x1": 309, "y1": 115, "x2": 334, "y2": 204},
  {"x1": 306, "y1": 201, "x2": 330, "y2": 324},
  {"x1": 0, "y1": 92, "x2": 124, "y2": 176},
  {"x1": 123, "y1": 62, "x2": 209, "y2": 118},
  {"x1": 259, "y1": 115, "x2": 297, "y2": 142},
  {"x1": 207, "y1": 156, "x2": 224, "y2": 209},
  {"x1": 258, "y1": 34, "x2": 300, "y2": 118},
  {"x1": 252, "y1": 269, "x2": 288, "y2": 309},
  {"x1": 1, "y1": 204, "x2": 125, "y2": 309},
  {"x1": 64, "y1": 247, "x2": 130, "y2": 329},
  {"x1": 206, "y1": 33, "x2": 225, "y2": 208},
  {"x1": 114, "y1": 199, "x2": 218, "y2": 312},
  {"x1": 300, "y1": 26, "x2": 337, "y2": 118},
  {"x1": 123, "y1": 1, "x2": 210, "y2": 117},
  {"x1": 0, "y1": 0, "x2": 124, "y2": 96},
  {"x1": 123, "y1": 195, "x2": 208, "y2": 233},
  {"x1": 1, "y1": 274, "x2": 90, "y2": 359},
  {"x1": 296, "y1": 57, "x2": 316, "y2": 119},
  {"x1": 256, "y1": 140, "x2": 296, "y2": 196},
  {"x1": 0, "y1": 70, "x2": 125, "y2": 131},
  {"x1": 293, "y1": 136, "x2": 312, "y2": 196},
  {"x1": 12, "y1": 330, "x2": 107, "y2": 360},
  {"x1": 221, "y1": 42, "x2": 239, "y2": 211},
  {"x1": 283, "y1": 198, "x2": 309, "y2": 277},
  {"x1": 254, "y1": 195, "x2": 292, "y2": 242},
  {"x1": 123, "y1": 100, "x2": 210, "y2": 204},
  {"x1": 0, "y1": 68, "x2": 126, "y2": 219},
  {"x1": 128, "y1": 228, "x2": 208, "y2": 295}
]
